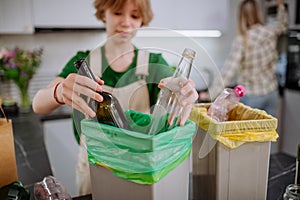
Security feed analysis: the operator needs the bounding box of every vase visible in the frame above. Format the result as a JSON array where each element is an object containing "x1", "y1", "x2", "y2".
[
  {"x1": 17, "y1": 84, "x2": 31, "y2": 113},
  {"x1": 19, "y1": 89, "x2": 31, "y2": 113}
]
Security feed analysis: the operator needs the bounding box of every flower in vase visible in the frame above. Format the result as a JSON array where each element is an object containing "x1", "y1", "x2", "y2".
[{"x1": 0, "y1": 46, "x2": 43, "y2": 111}]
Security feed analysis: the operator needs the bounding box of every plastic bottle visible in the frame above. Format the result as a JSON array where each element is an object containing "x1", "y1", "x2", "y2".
[
  {"x1": 296, "y1": 143, "x2": 300, "y2": 185},
  {"x1": 207, "y1": 85, "x2": 246, "y2": 122},
  {"x1": 74, "y1": 59, "x2": 131, "y2": 130},
  {"x1": 34, "y1": 176, "x2": 72, "y2": 200},
  {"x1": 283, "y1": 184, "x2": 300, "y2": 200},
  {"x1": 148, "y1": 48, "x2": 196, "y2": 135},
  {"x1": 282, "y1": 144, "x2": 300, "y2": 200}
]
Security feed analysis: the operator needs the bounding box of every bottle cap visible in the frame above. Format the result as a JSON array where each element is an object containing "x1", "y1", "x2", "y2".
[
  {"x1": 182, "y1": 48, "x2": 196, "y2": 60},
  {"x1": 234, "y1": 85, "x2": 246, "y2": 97}
]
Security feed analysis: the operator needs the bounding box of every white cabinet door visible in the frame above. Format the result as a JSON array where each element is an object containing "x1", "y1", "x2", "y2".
[
  {"x1": 32, "y1": 0, "x2": 104, "y2": 28},
  {"x1": 150, "y1": 0, "x2": 228, "y2": 31},
  {"x1": 0, "y1": 0, "x2": 34, "y2": 34}
]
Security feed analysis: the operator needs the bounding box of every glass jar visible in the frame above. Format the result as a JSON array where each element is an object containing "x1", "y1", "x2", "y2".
[{"x1": 283, "y1": 184, "x2": 300, "y2": 200}]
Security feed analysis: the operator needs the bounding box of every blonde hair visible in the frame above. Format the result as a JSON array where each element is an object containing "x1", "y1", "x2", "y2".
[
  {"x1": 94, "y1": 0, "x2": 153, "y2": 26},
  {"x1": 238, "y1": 0, "x2": 264, "y2": 36}
]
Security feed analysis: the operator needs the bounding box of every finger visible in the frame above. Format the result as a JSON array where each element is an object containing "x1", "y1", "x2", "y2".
[
  {"x1": 179, "y1": 104, "x2": 192, "y2": 126},
  {"x1": 62, "y1": 74, "x2": 99, "y2": 117},
  {"x1": 187, "y1": 79, "x2": 196, "y2": 87},
  {"x1": 72, "y1": 95, "x2": 96, "y2": 118},
  {"x1": 72, "y1": 82, "x2": 103, "y2": 102},
  {"x1": 64, "y1": 97, "x2": 95, "y2": 118},
  {"x1": 158, "y1": 77, "x2": 172, "y2": 89},
  {"x1": 95, "y1": 76, "x2": 105, "y2": 85},
  {"x1": 180, "y1": 89, "x2": 198, "y2": 106},
  {"x1": 64, "y1": 74, "x2": 103, "y2": 102},
  {"x1": 180, "y1": 80, "x2": 196, "y2": 95},
  {"x1": 63, "y1": 74, "x2": 102, "y2": 96},
  {"x1": 63, "y1": 89, "x2": 96, "y2": 118},
  {"x1": 74, "y1": 75, "x2": 103, "y2": 92},
  {"x1": 61, "y1": 80, "x2": 102, "y2": 105},
  {"x1": 168, "y1": 113, "x2": 176, "y2": 125}
]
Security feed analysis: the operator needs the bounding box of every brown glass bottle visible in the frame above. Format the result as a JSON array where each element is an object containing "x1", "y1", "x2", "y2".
[{"x1": 74, "y1": 59, "x2": 130, "y2": 130}]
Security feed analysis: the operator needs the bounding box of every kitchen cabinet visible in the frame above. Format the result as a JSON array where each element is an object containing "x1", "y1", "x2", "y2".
[
  {"x1": 0, "y1": 0, "x2": 34, "y2": 34},
  {"x1": 1, "y1": 0, "x2": 228, "y2": 34},
  {"x1": 32, "y1": 0, "x2": 104, "y2": 29},
  {"x1": 150, "y1": 0, "x2": 228, "y2": 31},
  {"x1": 0, "y1": 0, "x2": 104, "y2": 34}
]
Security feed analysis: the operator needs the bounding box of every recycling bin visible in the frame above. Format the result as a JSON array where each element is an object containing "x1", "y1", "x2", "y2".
[
  {"x1": 80, "y1": 110, "x2": 196, "y2": 200},
  {"x1": 189, "y1": 103, "x2": 278, "y2": 200}
]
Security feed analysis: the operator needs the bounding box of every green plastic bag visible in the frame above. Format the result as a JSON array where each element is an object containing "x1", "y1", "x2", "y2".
[{"x1": 81, "y1": 110, "x2": 196, "y2": 184}]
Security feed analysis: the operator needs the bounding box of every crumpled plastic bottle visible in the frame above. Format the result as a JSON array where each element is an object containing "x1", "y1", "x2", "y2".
[
  {"x1": 34, "y1": 176, "x2": 72, "y2": 200},
  {"x1": 207, "y1": 85, "x2": 246, "y2": 122}
]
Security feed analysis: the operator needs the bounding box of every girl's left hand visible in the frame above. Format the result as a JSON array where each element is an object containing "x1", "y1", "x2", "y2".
[{"x1": 159, "y1": 77, "x2": 198, "y2": 126}]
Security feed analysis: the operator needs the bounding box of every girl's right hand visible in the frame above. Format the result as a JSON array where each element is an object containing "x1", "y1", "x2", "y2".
[
  {"x1": 57, "y1": 73, "x2": 104, "y2": 118},
  {"x1": 159, "y1": 77, "x2": 199, "y2": 126}
]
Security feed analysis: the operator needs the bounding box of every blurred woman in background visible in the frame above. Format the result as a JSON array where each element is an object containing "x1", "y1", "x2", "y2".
[{"x1": 200, "y1": 0, "x2": 288, "y2": 116}]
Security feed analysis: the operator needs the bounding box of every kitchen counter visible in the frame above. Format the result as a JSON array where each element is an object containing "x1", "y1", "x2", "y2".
[
  {"x1": 12, "y1": 111, "x2": 52, "y2": 198},
  {"x1": 10, "y1": 105, "x2": 72, "y2": 199},
  {"x1": 10, "y1": 109, "x2": 296, "y2": 200}
]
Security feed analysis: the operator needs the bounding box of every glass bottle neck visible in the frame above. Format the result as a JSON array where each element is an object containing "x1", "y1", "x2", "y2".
[{"x1": 173, "y1": 48, "x2": 195, "y2": 79}]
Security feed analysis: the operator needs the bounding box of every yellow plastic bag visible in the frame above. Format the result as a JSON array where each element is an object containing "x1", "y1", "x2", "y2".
[{"x1": 189, "y1": 103, "x2": 278, "y2": 149}]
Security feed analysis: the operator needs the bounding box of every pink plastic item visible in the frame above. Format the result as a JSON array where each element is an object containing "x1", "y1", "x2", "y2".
[{"x1": 207, "y1": 85, "x2": 246, "y2": 122}]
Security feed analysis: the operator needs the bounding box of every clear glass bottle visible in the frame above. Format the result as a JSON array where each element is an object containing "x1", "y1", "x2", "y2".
[
  {"x1": 283, "y1": 184, "x2": 300, "y2": 200},
  {"x1": 148, "y1": 48, "x2": 196, "y2": 135},
  {"x1": 74, "y1": 59, "x2": 130, "y2": 130}
]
